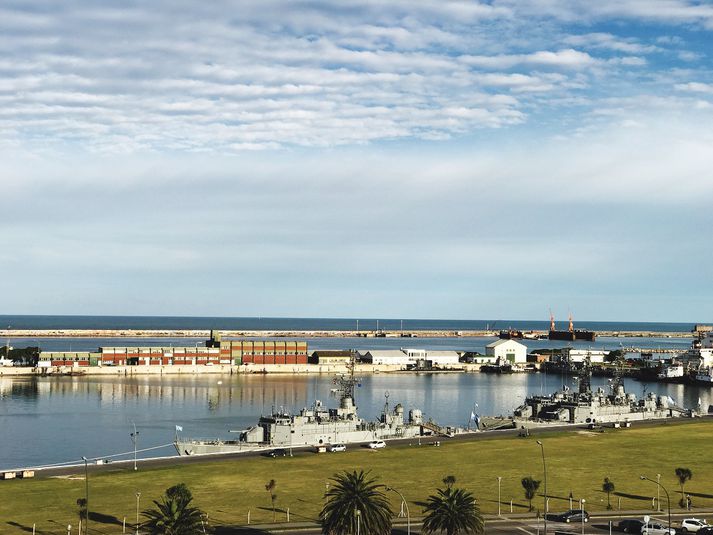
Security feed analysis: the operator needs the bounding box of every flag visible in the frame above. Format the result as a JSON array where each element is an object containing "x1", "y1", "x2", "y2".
[
  {"x1": 667, "y1": 396, "x2": 675, "y2": 405},
  {"x1": 175, "y1": 425, "x2": 183, "y2": 432},
  {"x1": 474, "y1": 414, "x2": 481, "y2": 429},
  {"x1": 470, "y1": 411, "x2": 476, "y2": 421},
  {"x1": 698, "y1": 397, "x2": 702, "y2": 407}
]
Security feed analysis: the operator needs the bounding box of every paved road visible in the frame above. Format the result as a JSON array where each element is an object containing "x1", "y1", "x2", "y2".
[{"x1": 218, "y1": 511, "x2": 709, "y2": 534}]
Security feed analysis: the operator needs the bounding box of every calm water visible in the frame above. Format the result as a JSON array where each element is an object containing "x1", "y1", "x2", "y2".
[
  {"x1": 1, "y1": 372, "x2": 709, "y2": 471},
  {"x1": 0, "y1": 314, "x2": 700, "y2": 332}
]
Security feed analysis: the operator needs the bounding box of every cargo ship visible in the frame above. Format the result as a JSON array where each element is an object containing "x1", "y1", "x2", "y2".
[
  {"x1": 548, "y1": 313, "x2": 596, "y2": 342},
  {"x1": 174, "y1": 357, "x2": 435, "y2": 456}
]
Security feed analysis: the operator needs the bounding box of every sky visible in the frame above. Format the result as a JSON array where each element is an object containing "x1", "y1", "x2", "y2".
[{"x1": 1, "y1": 1, "x2": 713, "y2": 322}]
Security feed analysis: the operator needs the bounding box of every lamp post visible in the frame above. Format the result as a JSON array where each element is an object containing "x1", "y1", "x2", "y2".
[
  {"x1": 130, "y1": 423, "x2": 139, "y2": 471},
  {"x1": 355, "y1": 508, "x2": 361, "y2": 535},
  {"x1": 536, "y1": 440, "x2": 548, "y2": 535},
  {"x1": 641, "y1": 475, "x2": 670, "y2": 532},
  {"x1": 656, "y1": 474, "x2": 661, "y2": 512},
  {"x1": 385, "y1": 486, "x2": 410, "y2": 535},
  {"x1": 82, "y1": 457, "x2": 89, "y2": 535},
  {"x1": 135, "y1": 492, "x2": 141, "y2": 535},
  {"x1": 498, "y1": 476, "x2": 502, "y2": 516},
  {"x1": 580, "y1": 498, "x2": 585, "y2": 535}
]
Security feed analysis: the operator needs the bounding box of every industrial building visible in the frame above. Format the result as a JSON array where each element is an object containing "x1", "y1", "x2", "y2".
[
  {"x1": 38, "y1": 335, "x2": 309, "y2": 368},
  {"x1": 359, "y1": 348, "x2": 460, "y2": 367},
  {"x1": 485, "y1": 339, "x2": 527, "y2": 364}
]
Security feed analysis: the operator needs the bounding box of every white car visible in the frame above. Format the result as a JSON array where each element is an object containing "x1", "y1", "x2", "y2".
[
  {"x1": 641, "y1": 522, "x2": 675, "y2": 535},
  {"x1": 681, "y1": 519, "x2": 708, "y2": 533},
  {"x1": 329, "y1": 443, "x2": 346, "y2": 452},
  {"x1": 368, "y1": 440, "x2": 386, "y2": 449}
]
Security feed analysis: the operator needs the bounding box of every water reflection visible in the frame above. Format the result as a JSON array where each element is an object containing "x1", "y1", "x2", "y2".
[{"x1": 0, "y1": 373, "x2": 710, "y2": 470}]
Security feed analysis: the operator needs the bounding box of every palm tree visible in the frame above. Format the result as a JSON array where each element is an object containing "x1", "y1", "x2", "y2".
[
  {"x1": 675, "y1": 467, "x2": 693, "y2": 507},
  {"x1": 521, "y1": 476, "x2": 541, "y2": 512},
  {"x1": 143, "y1": 485, "x2": 207, "y2": 535},
  {"x1": 442, "y1": 475, "x2": 456, "y2": 489},
  {"x1": 76, "y1": 498, "x2": 87, "y2": 528},
  {"x1": 319, "y1": 470, "x2": 392, "y2": 535},
  {"x1": 602, "y1": 478, "x2": 615, "y2": 510},
  {"x1": 422, "y1": 485, "x2": 485, "y2": 535},
  {"x1": 265, "y1": 479, "x2": 278, "y2": 521}
]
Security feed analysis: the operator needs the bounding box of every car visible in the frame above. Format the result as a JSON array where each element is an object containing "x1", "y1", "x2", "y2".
[
  {"x1": 329, "y1": 443, "x2": 346, "y2": 452},
  {"x1": 368, "y1": 440, "x2": 386, "y2": 449},
  {"x1": 267, "y1": 448, "x2": 287, "y2": 457},
  {"x1": 697, "y1": 528, "x2": 713, "y2": 535},
  {"x1": 682, "y1": 519, "x2": 709, "y2": 533},
  {"x1": 641, "y1": 522, "x2": 675, "y2": 535},
  {"x1": 554, "y1": 509, "x2": 589, "y2": 523},
  {"x1": 618, "y1": 519, "x2": 645, "y2": 533}
]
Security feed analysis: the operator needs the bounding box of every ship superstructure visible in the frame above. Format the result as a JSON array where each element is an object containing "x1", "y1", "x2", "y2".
[
  {"x1": 548, "y1": 312, "x2": 596, "y2": 342},
  {"x1": 174, "y1": 357, "x2": 428, "y2": 456}
]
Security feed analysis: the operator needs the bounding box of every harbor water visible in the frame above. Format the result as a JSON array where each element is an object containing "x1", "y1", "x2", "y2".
[{"x1": 1, "y1": 369, "x2": 710, "y2": 471}]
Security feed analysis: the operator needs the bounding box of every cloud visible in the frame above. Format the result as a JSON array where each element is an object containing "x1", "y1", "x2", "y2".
[{"x1": 675, "y1": 82, "x2": 713, "y2": 93}]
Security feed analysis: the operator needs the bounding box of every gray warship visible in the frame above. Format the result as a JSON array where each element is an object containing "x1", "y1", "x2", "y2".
[
  {"x1": 513, "y1": 359, "x2": 687, "y2": 425},
  {"x1": 174, "y1": 359, "x2": 432, "y2": 456}
]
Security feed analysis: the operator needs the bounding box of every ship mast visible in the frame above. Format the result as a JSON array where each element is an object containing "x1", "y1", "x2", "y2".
[{"x1": 333, "y1": 353, "x2": 359, "y2": 404}]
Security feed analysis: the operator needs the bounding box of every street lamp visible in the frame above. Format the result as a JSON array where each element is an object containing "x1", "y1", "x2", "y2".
[
  {"x1": 656, "y1": 474, "x2": 661, "y2": 512},
  {"x1": 536, "y1": 440, "x2": 548, "y2": 535},
  {"x1": 355, "y1": 508, "x2": 361, "y2": 535},
  {"x1": 82, "y1": 456, "x2": 89, "y2": 535},
  {"x1": 130, "y1": 422, "x2": 139, "y2": 471},
  {"x1": 385, "y1": 486, "x2": 411, "y2": 535},
  {"x1": 135, "y1": 492, "x2": 141, "y2": 535},
  {"x1": 497, "y1": 476, "x2": 502, "y2": 517},
  {"x1": 641, "y1": 475, "x2": 671, "y2": 532},
  {"x1": 580, "y1": 498, "x2": 585, "y2": 535}
]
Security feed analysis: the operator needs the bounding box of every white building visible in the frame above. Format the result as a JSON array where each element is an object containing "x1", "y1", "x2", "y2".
[
  {"x1": 485, "y1": 339, "x2": 527, "y2": 364},
  {"x1": 360, "y1": 349, "x2": 460, "y2": 367},
  {"x1": 563, "y1": 348, "x2": 609, "y2": 364}
]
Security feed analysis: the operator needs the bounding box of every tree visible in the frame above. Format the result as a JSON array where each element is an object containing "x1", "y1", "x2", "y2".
[
  {"x1": 675, "y1": 468, "x2": 693, "y2": 507},
  {"x1": 265, "y1": 479, "x2": 278, "y2": 521},
  {"x1": 142, "y1": 484, "x2": 207, "y2": 535},
  {"x1": 422, "y1": 484, "x2": 484, "y2": 535},
  {"x1": 319, "y1": 470, "x2": 392, "y2": 535},
  {"x1": 521, "y1": 476, "x2": 541, "y2": 512},
  {"x1": 602, "y1": 478, "x2": 615, "y2": 510},
  {"x1": 442, "y1": 475, "x2": 456, "y2": 489},
  {"x1": 76, "y1": 497, "x2": 87, "y2": 525},
  {"x1": 166, "y1": 483, "x2": 193, "y2": 507}
]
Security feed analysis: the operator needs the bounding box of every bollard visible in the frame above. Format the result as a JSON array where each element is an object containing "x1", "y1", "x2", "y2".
[
  {"x1": 123, "y1": 517, "x2": 126, "y2": 533},
  {"x1": 287, "y1": 508, "x2": 290, "y2": 522},
  {"x1": 618, "y1": 497, "x2": 621, "y2": 511},
  {"x1": 247, "y1": 510, "x2": 251, "y2": 525},
  {"x1": 510, "y1": 499, "x2": 513, "y2": 513}
]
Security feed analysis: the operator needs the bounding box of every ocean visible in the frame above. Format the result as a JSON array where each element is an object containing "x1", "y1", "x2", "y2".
[{"x1": 0, "y1": 314, "x2": 699, "y2": 332}]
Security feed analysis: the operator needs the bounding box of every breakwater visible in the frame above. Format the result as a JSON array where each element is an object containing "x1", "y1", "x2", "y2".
[{"x1": 0, "y1": 328, "x2": 694, "y2": 338}]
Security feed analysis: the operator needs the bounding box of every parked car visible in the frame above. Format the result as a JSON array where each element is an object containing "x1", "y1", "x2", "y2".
[
  {"x1": 554, "y1": 509, "x2": 589, "y2": 523},
  {"x1": 696, "y1": 527, "x2": 713, "y2": 535},
  {"x1": 682, "y1": 519, "x2": 709, "y2": 533},
  {"x1": 368, "y1": 440, "x2": 386, "y2": 449},
  {"x1": 641, "y1": 522, "x2": 675, "y2": 535},
  {"x1": 267, "y1": 448, "x2": 288, "y2": 457},
  {"x1": 329, "y1": 443, "x2": 346, "y2": 452},
  {"x1": 618, "y1": 519, "x2": 645, "y2": 533}
]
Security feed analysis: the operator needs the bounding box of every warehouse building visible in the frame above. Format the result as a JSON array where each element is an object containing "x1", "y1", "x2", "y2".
[
  {"x1": 359, "y1": 349, "x2": 460, "y2": 367},
  {"x1": 485, "y1": 339, "x2": 527, "y2": 364}
]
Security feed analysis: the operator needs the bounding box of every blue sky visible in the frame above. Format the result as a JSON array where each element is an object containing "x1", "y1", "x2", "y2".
[{"x1": 1, "y1": 1, "x2": 713, "y2": 321}]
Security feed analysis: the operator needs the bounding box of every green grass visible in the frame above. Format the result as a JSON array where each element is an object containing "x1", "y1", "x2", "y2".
[{"x1": 3, "y1": 420, "x2": 713, "y2": 534}]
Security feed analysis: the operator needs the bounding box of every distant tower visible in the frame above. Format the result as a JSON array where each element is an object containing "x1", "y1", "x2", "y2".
[{"x1": 549, "y1": 310, "x2": 556, "y2": 331}]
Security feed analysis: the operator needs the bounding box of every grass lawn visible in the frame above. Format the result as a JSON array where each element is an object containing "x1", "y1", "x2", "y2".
[{"x1": 3, "y1": 420, "x2": 713, "y2": 534}]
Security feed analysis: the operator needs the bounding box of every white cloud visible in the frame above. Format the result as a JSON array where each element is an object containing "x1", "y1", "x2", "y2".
[{"x1": 675, "y1": 82, "x2": 713, "y2": 93}]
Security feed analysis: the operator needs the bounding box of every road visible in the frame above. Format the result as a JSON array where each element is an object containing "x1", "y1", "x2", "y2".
[{"x1": 219, "y1": 511, "x2": 708, "y2": 534}]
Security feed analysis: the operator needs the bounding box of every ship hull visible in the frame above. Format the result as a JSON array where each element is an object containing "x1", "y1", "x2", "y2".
[{"x1": 548, "y1": 330, "x2": 596, "y2": 342}]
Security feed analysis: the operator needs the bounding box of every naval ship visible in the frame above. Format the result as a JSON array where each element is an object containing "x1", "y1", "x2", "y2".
[
  {"x1": 513, "y1": 359, "x2": 687, "y2": 425},
  {"x1": 174, "y1": 358, "x2": 431, "y2": 456}
]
